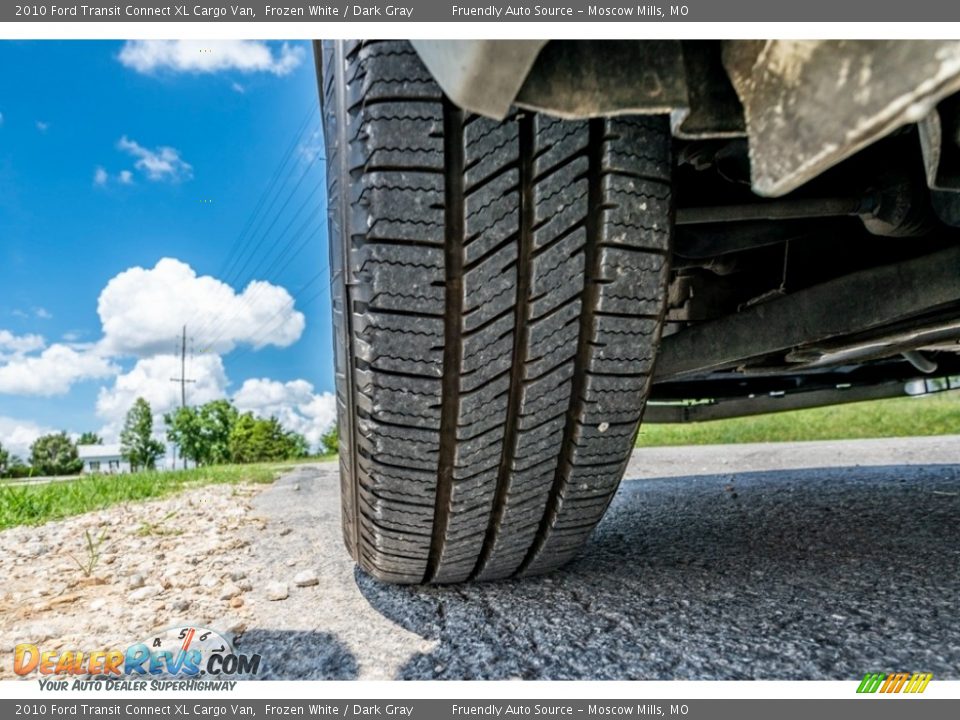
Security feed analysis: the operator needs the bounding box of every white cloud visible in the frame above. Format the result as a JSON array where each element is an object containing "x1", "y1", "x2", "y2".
[
  {"x1": 34, "y1": 307, "x2": 52, "y2": 320},
  {"x1": 118, "y1": 136, "x2": 192, "y2": 183},
  {"x1": 97, "y1": 258, "x2": 305, "y2": 357},
  {"x1": 35, "y1": 120, "x2": 49, "y2": 132},
  {"x1": 0, "y1": 343, "x2": 117, "y2": 397},
  {"x1": 0, "y1": 416, "x2": 56, "y2": 460},
  {"x1": 0, "y1": 329, "x2": 45, "y2": 356},
  {"x1": 231, "y1": 81, "x2": 246, "y2": 94},
  {"x1": 2, "y1": 256, "x2": 320, "y2": 443},
  {"x1": 0, "y1": 258, "x2": 306, "y2": 403},
  {"x1": 233, "y1": 378, "x2": 336, "y2": 450},
  {"x1": 95, "y1": 353, "x2": 229, "y2": 440},
  {"x1": 118, "y1": 41, "x2": 304, "y2": 77},
  {"x1": 96, "y1": 166, "x2": 136, "y2": 187}
]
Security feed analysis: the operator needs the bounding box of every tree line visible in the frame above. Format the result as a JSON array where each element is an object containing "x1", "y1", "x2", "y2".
[{"x1": 0, "y1": 396, "x2": 336, "y2": 478}]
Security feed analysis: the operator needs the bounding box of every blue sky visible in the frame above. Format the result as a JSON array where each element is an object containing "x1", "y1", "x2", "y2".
[{"x1": 0, "y1": 40, "x2": 335, "y2": 457}]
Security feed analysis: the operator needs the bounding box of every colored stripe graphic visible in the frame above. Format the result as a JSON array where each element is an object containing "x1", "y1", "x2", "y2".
[
  {"x1": 904, "y1": 673, "x2": 933, "y2": 693},
  {"x1": 857, "y1": 672, "x2": 931, "y2": 693},
  {"x1": 857, "y1": 673, "x2": 886, "y2": 693},
  {"x1": 881, "y1": 672, "x2": 910, "y2": 693}
]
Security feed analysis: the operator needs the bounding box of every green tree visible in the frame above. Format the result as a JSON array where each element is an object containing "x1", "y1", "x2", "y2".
[
  {"x1": 0, "y1": 442, "x2": 9, "y2": 475},
  {"x1": 77, "y1": 432, "x2": 103, "y2": 446},
  {"x1": 3, "y1": 455, "x2": 31, "y2": 479},
  {"x1": 198, "y1": 399, "x2": 239, "y2": 464},
  {"x1": 287, "y1": 430, "x2": 310, "y2": 459},
  {"x1": 165, "y1": 399, "x2": 239, "y2": 466},
  {"x1": 320, "y1": 424, "x2": 339, "y2": 455},
  {"x1": 29, "y1": 432, "x2": 83, "y2": 476},
  {"x1": 120, "y1": 397, "x2": 165, "y2": 471},
  {"x1": 165, "y1": 406, "x2": 205, "y2": 465},
  {"x1": 229, "y1": 414, "x2": 305, "y2": 463}
]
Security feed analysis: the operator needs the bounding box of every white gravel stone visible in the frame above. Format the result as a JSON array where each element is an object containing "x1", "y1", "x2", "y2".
[
  {"x1": 217, "y1": 617, "x2": 247, "y2": 634},
  {"x1": 265, "y1": 582, "x2": 288, "y2": 601},
  {"x1": 218, "y1": 583, "x2": 242, "y2": 600},
  {"x1": 200, "y1": 573, "x2": 220, "y2": 589},
  {"x1": 293, "y1": 570, "x2": 319, "y2": 587},
  {"x1": 127, "y1": 585, "x2": 162, "y2": 603}
]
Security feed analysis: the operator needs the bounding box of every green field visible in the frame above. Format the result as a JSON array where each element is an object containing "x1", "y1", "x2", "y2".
[
  {"x1": 636, "y1": 391, "x2": 960, "y2": 447},
  {"x1": 0, "y1": 456, "x2": 334, "y2": 530}
]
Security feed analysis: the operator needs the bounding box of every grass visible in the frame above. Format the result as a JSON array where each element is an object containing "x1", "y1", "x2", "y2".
[
  {"x1": 636, "y1": 391, "x2": 960, "y2": 447},
  {"x1": 0, "y1": 461, "x2": 289, "y2": 530},
  {"x1": 67, "y1": 528, "x2": 109, "y2": 577},
  {"x1": 4, "y1": 393, "x2": 954, "y2": 529}
]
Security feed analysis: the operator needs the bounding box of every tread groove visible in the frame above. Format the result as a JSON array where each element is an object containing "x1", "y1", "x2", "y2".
[{"x1": 425, "y1": 97, "x2": 465, "y2": 584}]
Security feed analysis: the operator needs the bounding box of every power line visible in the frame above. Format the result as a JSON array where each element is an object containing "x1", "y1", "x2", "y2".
[
  {"x1": 188, "y1": 101, "x2": 329, "y2": 367},
  {"x1": 225, "y1": 267, "x2": 333, "y2": 365},
  {"x1": 195, "y1": 222, "x2": 325, "y2": 356},
  {"x1": 216, "y1": 103, "x2": 318, "y2": 284},
  {"x1": 195, "y1": 181, "x2": 326, "y2": 353},
  {"x1": 222, "y1": 149, "x2": 324, "y2": 291},
  {"x1": 192, "y1": 144, "x2": 325, "y2": 348},
  {"x1": 191, "y1": 104, "x2": 321, "y2": 343}
]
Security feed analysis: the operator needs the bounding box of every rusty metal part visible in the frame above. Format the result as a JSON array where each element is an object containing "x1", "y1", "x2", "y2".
[
  {"x1": 674, "y1": 220, "x2": 824, "y2": 260},
  {"x1": 676, "y1": 197, "x2": 865, "y2": 225},
  {"x1": 919, "y1": 96, "x2": 960, "y2": 225},
  {"x1": 415, "y1": 40, "x2": 960, "y2": 197},
  {"x1": 931, "y1": 192, "x2": 960, "y2": 226},
  {"x1": 902, "y1": 350, "x2": 939, "y2": 374},
  {"x1": 654, "y1": 245, "x2": 960, "y2": 381},
  {"x1": 859, "y1": 175, "x2": 936, "y2": 237},
  {"x1": 672, "y1": 41, "x2": 747, "y2": 139},
  {"x1": 514, "y1": 40, "x2": 688, "y2": 119},
  {"x1": 410, "y1": 40, "x2": 547, "y2": 119},
  {"x1": 785, "y1": 317, "x2": 960, "y2": 368},
  {"x1": 723, "y1": 40, "x2": 960, "y2": 197},
  {"x1": 919, "y1": 96, "x2": 960, "y2": 191},
  {"x1": 644, "y1": 380, "x2": 914, "y2": 424}
]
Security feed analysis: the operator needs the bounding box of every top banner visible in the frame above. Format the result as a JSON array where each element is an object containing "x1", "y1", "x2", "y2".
[{"x1": 7, "y1": 0, "x2": 960, "y2": 22}]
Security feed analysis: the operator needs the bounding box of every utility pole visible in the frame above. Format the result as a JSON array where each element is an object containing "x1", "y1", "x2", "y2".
[
  {"x1": 169, "y1": 325, "x2": 196, "y2": 470},
  {"x1": 170, "y1": 325, "x2": 196, "y2": 408}
]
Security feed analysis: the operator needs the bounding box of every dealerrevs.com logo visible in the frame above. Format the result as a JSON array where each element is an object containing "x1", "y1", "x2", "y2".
[
  {"x1": 14, "y1": 625, "x2": 260, "y2": 689},
  {"x1": 857, "y1": 672, "x2": 933, "y2": 694}
]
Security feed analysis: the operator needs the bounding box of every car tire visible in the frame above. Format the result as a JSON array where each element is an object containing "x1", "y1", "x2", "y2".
[{"x1": 319, "y1": 39, "x2": 673, "y2": 584}]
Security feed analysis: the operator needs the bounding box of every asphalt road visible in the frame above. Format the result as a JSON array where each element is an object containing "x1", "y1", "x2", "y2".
[{"x1": 234, "y1": 436, "x2": 960, "y2": 680}]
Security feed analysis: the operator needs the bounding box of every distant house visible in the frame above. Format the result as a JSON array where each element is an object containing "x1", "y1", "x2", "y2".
[{"x1": 77, "y1": 444, "x2": 130, "y2": 475}]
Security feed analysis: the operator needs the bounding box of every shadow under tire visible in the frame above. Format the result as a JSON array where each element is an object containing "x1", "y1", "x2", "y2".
[{"x1": 319, "y1": 39, "x2": 673, "y2": 585}]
